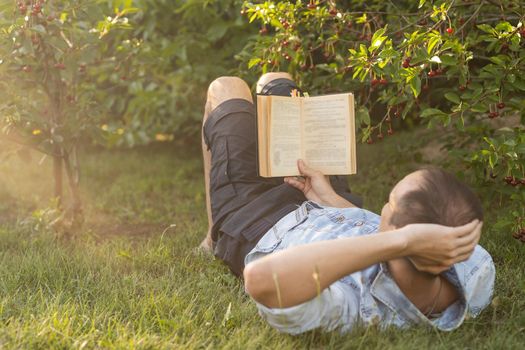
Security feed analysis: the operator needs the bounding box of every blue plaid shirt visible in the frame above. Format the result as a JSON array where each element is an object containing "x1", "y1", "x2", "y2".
[{"x1": 245, "y1": 201, "x2": 495, "y2": 334}]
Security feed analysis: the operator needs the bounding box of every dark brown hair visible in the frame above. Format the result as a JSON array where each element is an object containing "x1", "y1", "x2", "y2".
[{"x1": 389, "y1": 167, "x2": 484, "y2": 228}]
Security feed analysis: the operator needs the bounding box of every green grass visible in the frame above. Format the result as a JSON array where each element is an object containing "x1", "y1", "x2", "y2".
[{"x1": 0, "y1": 134, "x2": 523, "y2": 349}]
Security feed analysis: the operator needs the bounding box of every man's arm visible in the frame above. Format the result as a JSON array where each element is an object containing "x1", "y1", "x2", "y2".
[
  {"x1": 244, "y1": 220, "x2": 481, "y2": 309},
  {"x1": 284, "y1": 159, "x2": 356, "y2": 208}
]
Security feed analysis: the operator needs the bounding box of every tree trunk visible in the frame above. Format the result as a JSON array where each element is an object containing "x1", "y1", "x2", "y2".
[
  {"x1": 63, "y1": 145, "x2": 83, "y2": 228},
  {"x1": 53, "y1": 145, "x2": 63, "y2": 205}
]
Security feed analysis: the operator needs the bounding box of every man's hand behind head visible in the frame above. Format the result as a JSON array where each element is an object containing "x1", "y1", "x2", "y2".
[{"x1": 402, "y1": 220, "x2": 483, "y2": 275}]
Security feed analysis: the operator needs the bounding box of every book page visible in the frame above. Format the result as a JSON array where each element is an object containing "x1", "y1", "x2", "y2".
[
  {"x1": 269, "y1": 96, "x2": 302, "y2": 176},
  {"x1": 302, "y1": 93, "x2": 355, "y2": 174}
]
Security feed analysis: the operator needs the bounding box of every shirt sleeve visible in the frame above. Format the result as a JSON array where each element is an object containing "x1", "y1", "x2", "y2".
[{"x1": 253, "y1": 281, "x2": 360, "y2": 335}]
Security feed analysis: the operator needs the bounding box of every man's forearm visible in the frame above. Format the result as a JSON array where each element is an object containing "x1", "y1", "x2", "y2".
[
  {"x1": 325, "y1": 193, "x2": 356, "y2": 208},
  {"x1": 244, "y1": 228, "x2": 410, "y2": 308}
]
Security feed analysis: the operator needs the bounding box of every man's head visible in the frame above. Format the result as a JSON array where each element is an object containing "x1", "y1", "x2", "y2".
[{"x1": 379, "y1": 167, "x2": 483, "y2": 232}]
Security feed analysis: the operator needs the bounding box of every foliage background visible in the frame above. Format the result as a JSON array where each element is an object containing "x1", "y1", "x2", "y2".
[{"x1": 0, "y1": 1, "x2": 522, "y2": 230}]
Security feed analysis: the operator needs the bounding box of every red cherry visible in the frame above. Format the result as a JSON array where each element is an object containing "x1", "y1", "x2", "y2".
[
  {"x1": 120, "y1": 76, "x2": 128, "y2": 81},
  {"x1": 520, "y1": 29, "x2": 525, "y2": 37},
  {"x1": 504, "y1": 176, "x2": 514, "y2": 184},
  {"x1": 377, "y1": 133, "x2": 384, "y2": 140},
  {"x1": 259, "y1": 26, "x2": 267, "y2": 35},
  {"x1": 282, "y1": 40, "x2": 289, "y2": 47},
  {"x1": 436, "y1": 68, "x2": 444, "y2": 75},
  {"x1": 428, "y1": 70, "x2": 436, "y2": 77},
  {"x1": 329, "y1": 8, "x2": 338, "y2": 16},
  {"x1": 307, "y1": 3, "x2": 316, "y2": 10},
  {"x1": 19, "y1": 5, "x2": 27, "y2": 15},
  {"x1": 402, "y1": 60, "x2": 410, "y2": 68},
  {"x1": 32, "y1": 4, "x2": 42, "y2": 15},
  {"x1": 422, "y1": 84, "x2": 429, "y2": 91},
  {"x1": 497, "y1": 102, "x2": 505, "y2": 109},
  {"x1": 371, "y1": 78, "x2": 380, "y2": 86},
  {"x1": 510, "y1": 179, "x2": 519, "y2": 186},
  {"x1": 387, "y1": 128, "x2": 394, "y2": 135},
  {"x1": 367, "y1": 138, "x2": 374, "y2": 144},
  {"x1": 22, "y1": 65, "x2": 32, "y2": 73},
  {"x1": 380, "y1": 78, "x2": 388, "y2": 85},
  {"x1": 54, "y1": 63, "x2": 66, "y2": 70},
  {"x1": 300, "y1": 64, "x2": 309, "y2": 71},
  {"x1": 284, "y1": 54, "x2": 291, "y2": 61},
  {"x1": 459, "y1": 85, "x2": 466, "y2": 91},
  {"x1": 520, "y1": 179, "x2": 525, "y2": 185},
  {"x1": 446, "y1": 27, "x2": 454, "y2": 34}
]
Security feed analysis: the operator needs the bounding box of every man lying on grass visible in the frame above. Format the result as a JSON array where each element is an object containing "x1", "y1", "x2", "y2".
[{"x1": 199, "y1": 73, "x2": 495, "y2": 334}]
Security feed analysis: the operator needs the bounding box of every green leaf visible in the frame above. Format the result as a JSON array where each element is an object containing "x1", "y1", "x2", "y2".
[
  {"x1": 427, "y1": 36, "x2": 441, "y2": 54},
  {"x1": 369, "y1": 27, "x2": 387, "y2": 52},
  {"x1": 248, "y1": 58, "x2": 261, "y2": 69},
  {"x1": 409, "y1": 76, "x2": 421, "y2": 98},
  {"x1": 445, "y1": 92, "x2": 460, "y2": 104},
  {"x1": 207, "y1": 22, "x2": 229, "y2": 41},
  {"x1": 356, "y1": 14, "x2": 367, "y2": 24},
  {"x1": 31, "y1": 25, "x2": 47, "y2": 34},
  {"x1": 477, "y1": 24, "x2": 495, "y2": 34},
  {"x1": 357, "y1": 106, "x2": 371, "y2": 126},
  {"x1": 495, "y1": 22, "x2": 513, "y2": 32},
  {"x1": 359, "y1": 44, "x2": 368, "y2": 56},
  {"x1": 420, "y1": 108, "x2": 446, "y2": 118},
  {"x1": 489, "y1": 56, "x2": 505, "y2": 66},
  {"x1": 511, "y1": 79, "x2": 525, "y2": 91},
  {"x1": 418, "y1": 0, "x2": 427, "y2": 9},
  {"x1": 439, "y1": 55, "x2": 456, "y2": 66}
]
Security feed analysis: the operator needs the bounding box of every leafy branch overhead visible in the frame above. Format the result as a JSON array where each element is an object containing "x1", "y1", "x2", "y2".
[{"x1": 241, "y1": 0, "x2": 524, "y2": 189}]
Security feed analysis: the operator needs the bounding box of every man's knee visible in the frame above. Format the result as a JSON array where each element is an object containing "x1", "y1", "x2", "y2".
[
  {"x1": 256, "y1": 72, "x2": 293, "y2": 93},
  {"x1": 207, "y1": 76, "x2": 252, "y2": 111}
]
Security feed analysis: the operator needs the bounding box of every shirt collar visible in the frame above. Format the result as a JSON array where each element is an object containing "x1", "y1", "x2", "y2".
[{"x1": 370, "y1": 263, "x2": 467, "y2": 330}]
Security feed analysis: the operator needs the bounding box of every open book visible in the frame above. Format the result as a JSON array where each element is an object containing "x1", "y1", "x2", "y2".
[{"x1": 257, "y1": 93, "x2": 356, "y2": 177}]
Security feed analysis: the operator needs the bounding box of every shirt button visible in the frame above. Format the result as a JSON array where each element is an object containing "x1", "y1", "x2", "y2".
[{"x1": 354, "y1": 221, "x2": 364, "y2": 226}]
